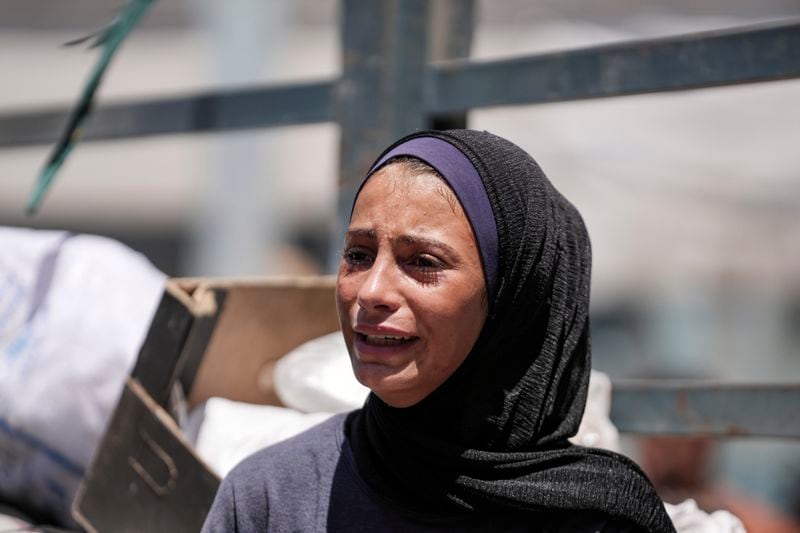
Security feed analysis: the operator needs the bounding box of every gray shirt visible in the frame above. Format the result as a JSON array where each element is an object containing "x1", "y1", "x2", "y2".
[{"x1": 202, "y1": 413, "x2": 637, "y2": 532}]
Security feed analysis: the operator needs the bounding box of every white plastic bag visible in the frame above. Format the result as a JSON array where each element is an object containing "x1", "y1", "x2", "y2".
[{"x1": 0, "y1": 227, "x2": 165, "y2": 525}]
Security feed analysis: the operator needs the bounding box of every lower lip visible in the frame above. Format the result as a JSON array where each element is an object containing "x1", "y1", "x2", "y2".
[{"x1": 353, "y1": 333, "x2": 419, "y2": 358}]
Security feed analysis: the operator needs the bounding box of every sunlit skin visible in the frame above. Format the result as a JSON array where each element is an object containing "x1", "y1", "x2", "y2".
[{"x1": 336, "y1": 163, "x2": 488, "y2": 408}]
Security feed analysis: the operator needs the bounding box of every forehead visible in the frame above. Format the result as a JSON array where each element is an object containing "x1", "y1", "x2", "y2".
[{"x1": 350, "y1": 165, "x2": 468, "y2": 233}]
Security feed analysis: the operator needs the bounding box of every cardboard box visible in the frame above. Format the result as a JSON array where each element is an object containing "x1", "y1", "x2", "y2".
[{"x1": 72, "y1": 277, "x2": 339, "y2": 532}]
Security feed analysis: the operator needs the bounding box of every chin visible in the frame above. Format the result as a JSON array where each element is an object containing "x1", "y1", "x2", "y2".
[{"x1": 353, "y1": 363, "x2": 426, "y2": 408}]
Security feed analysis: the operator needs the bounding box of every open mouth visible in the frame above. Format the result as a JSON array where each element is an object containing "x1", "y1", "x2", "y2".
[{"x1": 357, "y1": 333, "x2": 418, "y2": 347}]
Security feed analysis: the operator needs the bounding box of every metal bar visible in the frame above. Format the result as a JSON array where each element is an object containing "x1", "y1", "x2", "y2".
[
  {"x1": 333, "y1": 0, "x2": 430, "y2": 269},
  {"x1": 337, "y1": 0, "x2": 429, "y2": 184},
  {"x1": 428, "y1": 0, "x2": 475, "y2": 64},
  {"x1": 0, "y1": 80, "x2": 335, "y2": 148},
  {"x1": 428, "y1": 0, "x2": 475, "y2": 130},
  {"x1": 610, "y1": 381, "x2": 800, "y2": 439},
  {"x1": 3, "y1": 19, "x2": 798, "y2": 149},
  {"x1": 427, "y1": 18, "x2": 800, "y2": 113}
]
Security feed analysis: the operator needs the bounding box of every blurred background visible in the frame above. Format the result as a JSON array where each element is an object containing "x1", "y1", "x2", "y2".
[{"x1": 1, "y1": 0, "x2": 799, "y2": 529}]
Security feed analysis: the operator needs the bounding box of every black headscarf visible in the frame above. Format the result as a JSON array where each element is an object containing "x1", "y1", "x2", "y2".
[{"x1": 346, "y1": 129, "x2": 674, "y2": 532}]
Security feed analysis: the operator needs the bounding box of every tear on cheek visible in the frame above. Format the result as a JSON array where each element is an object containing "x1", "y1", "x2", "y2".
[{"x1": 417, "y1": 271, "x2": 440, "y2": 285}]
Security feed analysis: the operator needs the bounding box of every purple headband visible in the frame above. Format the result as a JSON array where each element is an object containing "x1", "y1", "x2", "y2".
[{"x1": 358, "y1": 136, "x2": 499, "y2": 303}]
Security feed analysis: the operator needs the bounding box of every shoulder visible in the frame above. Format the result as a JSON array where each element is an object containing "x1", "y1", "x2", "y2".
[
  {"x1": 202, "y1": 413, "x2": 349, "y2": 533},
  {"x1": 238, "y1": 411, "x2": 346, "y2": 476},
  {"x1": 227, "y1": 411, "x2": 347, "y2": 498}
]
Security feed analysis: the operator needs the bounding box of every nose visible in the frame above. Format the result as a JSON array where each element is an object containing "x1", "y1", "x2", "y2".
[{"x1": 356, "y1": 253, "x2": 402, "y2": 314}]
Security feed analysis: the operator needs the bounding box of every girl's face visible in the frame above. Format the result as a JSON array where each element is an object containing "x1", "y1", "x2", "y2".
[{"x1": 336, "y1": 163, "x2": 488, "y2": 408}]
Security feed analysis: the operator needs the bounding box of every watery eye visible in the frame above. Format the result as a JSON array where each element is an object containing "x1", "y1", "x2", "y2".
[
  {"x1": 407, "y1": 254, "x2": 443, "y2": 285},
  {"x1": 343, "y1": 247, "x2": 372, "y2": 266},
  {"x1": 414, "y1": 256, "x2": 437, "y2": 269},
  {"x1": 411, "y1": 254, "x2": 442, "y2": 270}
]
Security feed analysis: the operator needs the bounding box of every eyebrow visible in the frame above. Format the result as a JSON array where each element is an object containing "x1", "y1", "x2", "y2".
[
  {"x1": 345, "y1": 228, "x2": 462, "y2": 262},
  {"x1": 345, "y1": 228, "x2": 377, "y2": 241}
]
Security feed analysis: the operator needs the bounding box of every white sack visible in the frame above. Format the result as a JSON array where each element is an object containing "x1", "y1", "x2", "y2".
[
  {"x1": 186, "y1": 399, "x2": 333, "y2": 477},
  {"x1": 273, "y1": 331, "x2": 369, "y2": 413},
  {"x1": 0, "y1": 227, "x2": 165, "y2": 525}
]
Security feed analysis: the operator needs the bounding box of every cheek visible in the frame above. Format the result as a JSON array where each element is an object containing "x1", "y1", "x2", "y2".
[
  {"x1": 416, "y1": 289, "x2": 485, "y2": 355},
  {"x1": 335, "y1": 277, "x2": 358, "y2": 326},
  {"x1": 335, "y1": 281, "x2": 357, "y2": 359},
  {"x1": 426, "y1": 282, "x2": 484, "y2": 323}
]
